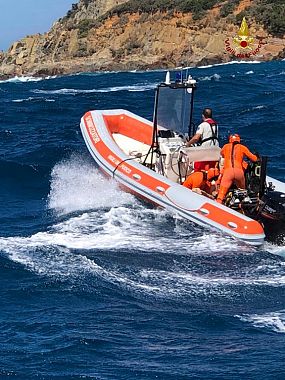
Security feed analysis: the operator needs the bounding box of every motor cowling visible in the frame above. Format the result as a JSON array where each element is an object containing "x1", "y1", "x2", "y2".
[
  {"x1": 260, "y1": 191, "x2": 285, "y2": 222},
  {"x1": 259, "y1": 191, "x2": 285, "y2": 244}
]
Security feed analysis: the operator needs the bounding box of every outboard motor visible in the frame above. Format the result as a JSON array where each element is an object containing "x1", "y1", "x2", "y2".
[
  {"x1": 227, "y1": 156, "x2": 285, "y2": 244},
  {"x1": 258, "y1": 190, "x2": 285, "y2": 244}
]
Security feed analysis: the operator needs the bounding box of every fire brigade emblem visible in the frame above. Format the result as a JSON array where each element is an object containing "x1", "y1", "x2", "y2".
[
  {"x1": 233, "y1": 17, "x2": 254, "y2": 50},
  {"x1": 224, "y1": 16, "x2": 264, "y2": 58}
]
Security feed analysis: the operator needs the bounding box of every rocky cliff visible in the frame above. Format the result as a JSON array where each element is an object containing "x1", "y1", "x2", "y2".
[{"x1": 0, "y1": 0, "x2": 284, "y2": 79}]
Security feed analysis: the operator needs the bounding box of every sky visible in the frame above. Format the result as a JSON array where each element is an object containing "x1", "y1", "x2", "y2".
[{"x1": 0, "y1": 0, "x2": 75, "y2": 51}]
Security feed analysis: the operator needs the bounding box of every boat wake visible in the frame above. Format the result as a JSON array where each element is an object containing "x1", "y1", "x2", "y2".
[
  {"x1": 0, "y1": 218, "x2": 284, "y2": 301},
  {"x1": 0, "y1": 156, "x2": 285, "y2": 302},
  {"x1": 48, "y1": 155, "x2": 134, "y2": 214}
]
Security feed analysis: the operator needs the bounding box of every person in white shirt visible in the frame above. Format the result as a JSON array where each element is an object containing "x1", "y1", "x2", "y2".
[
  {"x1": 186, "y1": 108, "x2": 220, "y2": 172},
  {"x1": 187, "y1": 108, "x2": 219, "y2": 147}
]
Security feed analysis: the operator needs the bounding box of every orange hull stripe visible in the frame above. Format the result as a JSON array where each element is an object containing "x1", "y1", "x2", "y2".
[
  {"x1": 200, "y1": 202, "x2": 264, "y2": 235},
  {"x1": 83, "y1": 112, "x2": 170, "y2": 193}
]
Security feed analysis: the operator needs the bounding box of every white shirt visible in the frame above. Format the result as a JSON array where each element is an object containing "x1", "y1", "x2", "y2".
[{"x1": 196, "y1": 120, "x2": 219, "y2": 147}]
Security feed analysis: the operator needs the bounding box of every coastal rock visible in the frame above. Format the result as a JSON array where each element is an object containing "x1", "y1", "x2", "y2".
[{"x1": 0, "y1": 0, "x2": 284, "y2": 78}]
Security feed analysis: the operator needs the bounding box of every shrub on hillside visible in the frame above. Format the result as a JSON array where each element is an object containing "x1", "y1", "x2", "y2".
[
  {"x1": 235, "y1": 0, "x2": 285, "y2": 37},
  {"x1": 77, "y1": 19, "x2": 96, "y2": 38},
  {"x1": 253, "y1": 2, "x2": 285, "y2": 36},
  {"x1": 104, "y1": 0, "x2": 221, "y2": 20},
  {"x1": 220, "y1": 0, "x2": 240, "y2": 18}
]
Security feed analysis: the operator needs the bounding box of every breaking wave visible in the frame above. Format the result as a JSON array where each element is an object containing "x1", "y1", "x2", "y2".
[
  {"x1": 236, "y1": 311, "x2": 285, "y2": 333},
  {"x1": 199, "y1": 73, "x2": 221, "y2": 81},
  {"x1": 0, "y1": 75, "x2": 57, "y2": 84},
  {"x1": 33, "y1": 83, "x2": 157, "y2": 96},
  {"x1": 197, "y1": 60, "x2": 261, "y2": 69},
  {"x1": 241, "y1": 105, "x2": 266, "y2": 113},
  {"x1": 12, "y1": 97, "x2": 55, "y2": 103}
]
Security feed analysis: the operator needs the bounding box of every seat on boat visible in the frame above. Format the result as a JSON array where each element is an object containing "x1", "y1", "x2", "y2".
[
  {"x1": 112, "y1": 133, "x2": 155, "y2": 165},
  {"x1": 180, "y1": 146, "x2": 221, "y2": 162}
]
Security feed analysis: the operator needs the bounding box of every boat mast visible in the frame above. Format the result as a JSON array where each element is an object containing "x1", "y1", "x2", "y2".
[
  {"x1": 143, "y1": 86, "x2": 160, "y2": 167},
  {"x1": 188, "y1": 75, "x2": 197, "y2": 138},
  {"x1": 144, "y1": 71, "x2": 197, "y2": 168}
]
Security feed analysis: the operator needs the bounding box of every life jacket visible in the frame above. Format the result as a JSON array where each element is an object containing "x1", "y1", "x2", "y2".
[{"x1": 200, "y1": 118, "x2": 219, "y2": 146}]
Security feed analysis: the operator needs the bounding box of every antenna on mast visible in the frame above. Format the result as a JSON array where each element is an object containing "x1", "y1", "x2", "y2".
[{"x1": 165, "y1": 71, "x2": 171, "y2": 84}]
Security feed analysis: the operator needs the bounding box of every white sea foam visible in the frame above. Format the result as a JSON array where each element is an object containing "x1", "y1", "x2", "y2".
[
  {"x1": 236, "y1": 311, "x2": 285, "y2": 333},
  {"x1": 33, "y1": 83, "x2": 156, "y2": 95},
  {"x1": 1, "y1": 205, "x2": 285, "y2": 297},
  {"x1": 0, "y1": 76, "x2": 43, "y2": 83},
  {"x1": 0, "y1": 75, "x2": 57, "y2": 84},
  {"x1": 2, "y1": 155, "x2": 284, "y2": 296},
  {"x1": 199, "y1": 73, "x2": 221, "y2": 81},
  {"x1": 197, "y1": 60, "x2": 261, "y2": 69},
  {"x1": 48, "y1": 155, "x2": 134, "y2": 214},
  {"x1": 33, "y1": 88, "x2": 97, "y2": 95},
  {"x1": 0, "y1": 153, "x2": 245, "y2": 285},
  {"x1": 12, "y1": 97, "x2": 55, "y2": 103},
  {"x1": 263, "y1": 241, "x2": 285, "y2": 258},
  {"x1": 0, "y1": 224, "x2": 245, "y2": 291},
  {"x1": 266, "y1": 70, "x2": 285, "y2": 78},
  {"x1": 0, "y1": 231, "x2": 162, "y2": 293},
  {"x1": 100, "y1": 84, "x2": 156, "y2": 92},
  {"x1": 1, "y1": 219, "x2": 284, "y2": 298},
  {"x1": 245, "y1": 70, "x2": 254, "y2": 75},
  {"x1": 241, "y1": 105, "x2": 265, "y2": 113}
]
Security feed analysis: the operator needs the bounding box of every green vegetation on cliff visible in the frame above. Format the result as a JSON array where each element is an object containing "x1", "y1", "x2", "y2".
[
  {"x1": 102, "y1": 0, "x2": 285, "y2": 36},
  {"x1": 64, "y1": 0, "x2": 285, "y2": 38},
  {"x1": 241, "y1": 0, "x2": 285, "y2": 36},
  {"x1": 105, "y1": 0, "x2": 220, "y2": 20}
]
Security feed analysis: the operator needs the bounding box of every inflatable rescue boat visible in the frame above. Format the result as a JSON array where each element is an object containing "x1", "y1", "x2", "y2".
[{"x1": 80, "y1": 73, "x2": 285, "y2": 246}]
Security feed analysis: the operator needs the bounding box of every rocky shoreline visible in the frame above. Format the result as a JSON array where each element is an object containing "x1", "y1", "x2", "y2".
[{"x1": 0, "y1": 0, "x2": 284, "y2": 80}]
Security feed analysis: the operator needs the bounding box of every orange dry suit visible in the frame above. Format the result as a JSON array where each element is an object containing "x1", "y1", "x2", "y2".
[
  {"x1": 183, "y1": 171, "x2": 209, "y2": 192},
  {"x1": 183, "y1": 168, "x2": 220, "y2": 195},
  {"x1": 217, "y1": 142, "x2": 258, "y2": 203}
]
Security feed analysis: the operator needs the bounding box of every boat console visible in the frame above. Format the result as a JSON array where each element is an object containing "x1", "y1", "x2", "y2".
[{"x1": 156, "y1": 131, "x2": 185, "y2": 182}]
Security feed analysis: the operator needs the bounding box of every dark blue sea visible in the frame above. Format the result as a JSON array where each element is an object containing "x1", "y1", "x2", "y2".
[{"x1": 0, "y1": 60, "x2": 285, "y2": 380}]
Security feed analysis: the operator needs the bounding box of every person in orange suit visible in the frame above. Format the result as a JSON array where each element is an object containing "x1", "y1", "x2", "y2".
[
  {"x1": 183, "y1": 168, "x2": 220, "y2": 196},
  {"x1": 217, "y1": 134, "x2": 258, "y2": 204}
]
